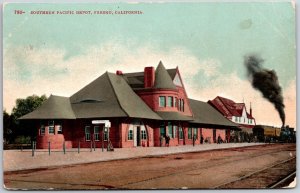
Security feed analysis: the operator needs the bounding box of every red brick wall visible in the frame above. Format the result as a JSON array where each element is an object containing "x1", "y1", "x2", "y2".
[{"x1": 36, "y1": 120, "x2": 73, "y2": 149}]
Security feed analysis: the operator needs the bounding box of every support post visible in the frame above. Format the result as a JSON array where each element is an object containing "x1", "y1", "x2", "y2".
[
  {"x1": 34, "y1": 141, "x2": 36, "y2": 151},
  {"x1": 93, "y1": 140, "x2": 96, "y2": 151},
  {"x1": 90, "y1": 140, "x2": 92, "y2": 152},
  {"x1": 78, "y1": 140, "x2": 80, "y2": 154},
  {"x1": 48, "y1": 141, "x2": 51, "y2": 156},
  {"x1": 32, "y1": 141, "x2": 34, "y2": 157},
  {"x1": 106, "y1": 127, "x2": 110, "y2": 151},
  {"x1": 102, "y1": 129, "x2": 104, "y2": 152},
  {"x1": 63, "y1": 141, "x2": 66, "y2": 154}
]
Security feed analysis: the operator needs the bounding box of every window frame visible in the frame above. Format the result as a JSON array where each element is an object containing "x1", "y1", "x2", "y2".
[
  {"x1": 94, "y1": 126, "x2": 100, "y2": 141},
  {"x1": 141, "y1": 129, "x2": 147, "y2": 140},
  {"x1": 174, "y1": 97, "x2": 177, "y2": 108},
  {"x1": 167, "y1": 96, "x2": 173, "y2": 107},
  {"x1": 160, "y1": 125, "x2": 166, "y2": 137},
  {"x1": 173, "y1": 125, "x2": 177, "y2": 138},
  {"x1": 104, "y1": 128, "x2": 108, "y2": 141},
  {"x1": 40, "y1": 125, "x2": 45, "y2": 136},
  {"x1": 168, "y1": 122, "x2": 173, "y2": 138},
  {"x1": 188, "y1": 127, "x2": 192, "y2": 139},
  {"x1": 57, "y1": 125, "x2": 63, "y2": 134},
  {"x1": 179, "y1": 127, "x2": 184, "y2": 140},
  {"x1": 193, "y1": 128, "x2": 198, "y2": 139},
  {"x1": 48, "y1": 120, "x2": 55, "y2": 135},
  {"x1": 85, "y1": 126, "x2": 91, "y2": 141},
  {"x1": 128, "y1": 128, "x2": 133, "y2": 140},
  {"x1": 159, "y1": 96, "x2": 166, "y2": 107}
]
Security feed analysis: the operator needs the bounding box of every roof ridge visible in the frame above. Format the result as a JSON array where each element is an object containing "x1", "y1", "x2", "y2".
[{"x1": 106, "y1": 72, "x2": 130, "y2": 117}]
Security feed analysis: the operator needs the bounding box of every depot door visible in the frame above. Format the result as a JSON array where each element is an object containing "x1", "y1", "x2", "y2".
[{"x1": 134, "y1": 126, "x2": 141, "y2": 147}]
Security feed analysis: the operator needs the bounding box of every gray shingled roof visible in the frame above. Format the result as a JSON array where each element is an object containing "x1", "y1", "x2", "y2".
[
  {"x1": 156, "y1": 111, "x2": 194, "y2": 121},
  {"x1": 70, "y1": 72, "x2": 128, "y2": 118},
  {"x1": 189, "y1": 99, "x2": 239, "y2": 128},
  {"x1": 154, "y1": 61, "x2": 177, "y2": 89},
  {"x1": 20, "y1": 95, "x2": 76, "y2": 119},
  {"x1": 107, "y1": 73, "x2": 162, "y2": 120}
]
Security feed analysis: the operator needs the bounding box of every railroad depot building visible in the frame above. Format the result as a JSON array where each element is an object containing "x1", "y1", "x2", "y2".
[
  {"x1": 208, "y1": 96, "x2": 256, "y2": 133},
  {"x1": 21, "y1": 62, "x2": 238, "y2": 149}
]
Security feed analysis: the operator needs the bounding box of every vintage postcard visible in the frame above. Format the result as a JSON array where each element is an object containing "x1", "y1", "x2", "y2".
[{"x1": 2, "y1": 1, "x2": 296, "y2": 190}]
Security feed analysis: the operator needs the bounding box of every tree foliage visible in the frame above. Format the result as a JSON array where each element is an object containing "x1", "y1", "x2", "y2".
[
  {"x1": 12, "y1": 94, "x2": 47, "y2": 120},
  {"x1": 3, "y1": 94, "x2": 47, "y2": 144}
]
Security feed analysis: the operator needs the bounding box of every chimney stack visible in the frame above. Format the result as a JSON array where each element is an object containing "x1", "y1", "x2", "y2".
[
  {"x1": 116, "y1": 70, "x2": 123, "y2": 75},
  {"x1": 250, "y1": 102, "x2": 252, "y2": 117},
  {"x1": 144, "y1": 67, "x2": 155, "y2": 88}
]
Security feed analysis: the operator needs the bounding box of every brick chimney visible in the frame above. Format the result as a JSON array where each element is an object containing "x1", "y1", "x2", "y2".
[
  {"x1": 116, "y1": 70, "x2": 123, "y2": 75},
  {"x1": 144, "y1": 67, "x2": 155, "y2": 88}
]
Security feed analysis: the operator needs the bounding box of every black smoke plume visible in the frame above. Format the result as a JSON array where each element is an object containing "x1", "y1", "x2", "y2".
[{"x1": 244, "y1": 54, "x2": 285, "y2": 127}]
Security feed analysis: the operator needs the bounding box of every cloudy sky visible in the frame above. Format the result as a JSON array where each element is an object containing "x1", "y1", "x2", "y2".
[{"x1": 3, "y1": 2, "x2": 296, "y2": 128}]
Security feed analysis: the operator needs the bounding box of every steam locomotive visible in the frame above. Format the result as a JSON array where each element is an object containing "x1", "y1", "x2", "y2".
[{"x1": 252, "y1": 125, "x2": 296, "y2": 143}]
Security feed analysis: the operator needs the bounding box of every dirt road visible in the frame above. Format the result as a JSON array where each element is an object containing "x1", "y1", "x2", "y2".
[{"x1": 4, "y1": 144, "x2": 296, "y2": 190}]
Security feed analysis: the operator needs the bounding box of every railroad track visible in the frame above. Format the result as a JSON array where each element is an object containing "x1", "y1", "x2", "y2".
[
  {"x1": 117, "y1": 146, "x2": 295, "y2": 188},
  {"x1": 214, "y1": 157, "x2": 296, "y2": 189}
]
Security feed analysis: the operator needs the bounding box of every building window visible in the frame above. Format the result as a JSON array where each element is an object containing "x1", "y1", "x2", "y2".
[
  {"x1": 179, "y1": 99, "x2": 184, "y2": 112},
  {"x1": 48, "y1": 120, "x2": 55, "y2": 134},
  {"x1": 238, "y1": 117, "x2": 241, "y2": 123},
  {"x1": 104, "y1": 128, "x2": 108, "y2": 141},
  {"x1": 128, "y1": 128, "x2": 133, "y2": 140},
  {"x1": 235, "y1": 116, "x2": 237, "y2": 122},
  {"x1": 174, "y1": 97, "x2": 177, "y2": 108},
  {"x1": 40, "y1": 125, "x2": 45, "y2": 136},
  {"x1": 167, "y1": 96, "x2": 173, "y2": 107},
  {"x1": 193, "y1": 128, "x2": 198, "y2": 139},
  {"x1": 57, "y1": 125, "x2": 62, "y2": 134},
  {"x1": 159, "y1": 96, "x2": 166, "y2": 107},
  {"x1": 160, "y1": 125, "x2": 166, "y2": 137},
  {"x1": 188, "y1": 128, "x2": 192, "y2": 139},
  {"x1": 94, "y1": 126, "x2": 100, "y2": 141},
  {"x1": 179, "y1": 127, "x2": 183, "y2": 139},
  {"x1": 85, "y1": 126, "x2": 91, "y2": 141},
  {"x1": 141, "y1": 129, "x2": 147, "y2": 140},
  {"x1": 179, "y1": 99, "x2": 182, "y2": 111},
  {"x1": 173, "y1": 125, "x2": 177, "y2": 138},
  {"x1": 168, "y1": 122, "x2": 173, "y2": 138}
]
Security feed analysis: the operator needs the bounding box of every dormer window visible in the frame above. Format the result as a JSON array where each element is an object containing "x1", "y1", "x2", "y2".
[{"x1": 159, "y1": 96, "x2": 166, "y2": 107}]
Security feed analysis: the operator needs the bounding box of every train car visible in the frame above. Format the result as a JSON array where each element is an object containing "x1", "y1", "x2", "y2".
[{"x1": 253, "y1": 125, "x2": 296, "y2": 143}]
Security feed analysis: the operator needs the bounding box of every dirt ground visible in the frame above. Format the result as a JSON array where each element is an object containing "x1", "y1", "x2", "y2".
[{"x1": 4, "y1": 143, "x2": 296, "y2": 190}]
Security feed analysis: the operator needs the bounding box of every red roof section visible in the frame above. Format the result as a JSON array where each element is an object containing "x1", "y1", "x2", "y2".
[{"x1": 208, "y1": 96, "x2": 254, "y2": 119}]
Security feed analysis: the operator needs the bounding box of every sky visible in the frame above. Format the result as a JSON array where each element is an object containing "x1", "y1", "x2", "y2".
[{"x1": 3, "y1": 2, "x2": 296, "y2": 128}]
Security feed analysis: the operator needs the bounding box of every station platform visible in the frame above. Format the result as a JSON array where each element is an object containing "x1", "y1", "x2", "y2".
[{"x1": 3, "y1": 143, "x2": 265, "y2": 172}]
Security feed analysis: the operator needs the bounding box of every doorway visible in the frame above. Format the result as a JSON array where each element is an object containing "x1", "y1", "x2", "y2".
[
  {"x1": 213, "y1": 129, "x2": 216, "y2": 143},
  {"x1": 136, "y1": 126, "x2": 141, "y2": 147}
]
